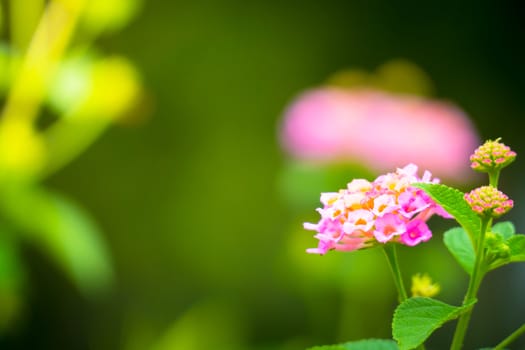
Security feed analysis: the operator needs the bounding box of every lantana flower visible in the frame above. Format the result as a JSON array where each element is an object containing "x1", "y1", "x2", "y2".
[
  {"x1": 470, "y1": 138, "x2": 516, "y2": 173},
  {"x1": 280, "y1": 89, "x2": 479, "y2": 182},
  {"x1": 464, "y1": 186, "x2": 513, "y2": 218},
  {"x1": 304, "y1": 164, "x2": 450, "y2": 254}
]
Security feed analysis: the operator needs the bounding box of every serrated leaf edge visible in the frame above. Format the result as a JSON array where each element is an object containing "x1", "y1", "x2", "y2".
[
  {"x1": 412, "y1": 183, "x2": 480, "y2": 243},
  {"x1": 393, "y1": 297, "x2": 476, "y2": 350}
]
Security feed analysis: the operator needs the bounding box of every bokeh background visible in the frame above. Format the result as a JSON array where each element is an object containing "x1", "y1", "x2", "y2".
[{"x1": 1, "y1": 0, "x2": 525, "y2": 349}]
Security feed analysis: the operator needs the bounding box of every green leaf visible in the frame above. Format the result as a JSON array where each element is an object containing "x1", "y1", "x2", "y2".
[
  {"x1": 443, "y1": 227, "x2": 475, "y2": 275},
  {"x1": 492, "y1": 221, "x2": 515, "y2": 240},
  {"x1": 508, "y1": 235, "x2": 525, "y2": 262},
  {"x1": 43, "y1": 192, "x2": 113, "y2": 295},
  {"x1": 308, "y1": 339, "x2": 398, "y2": 350},
  {"x1": 393, "y1": 297, "x2": 475, "y2": 350},
  {"x1": 0, "y1": 186, "x2": 113, "y2": 297},
  {"x1": 412, "y1": 183, "x2": 480, "y2": 240},
  {"x1": 487, "y1": 234, "x2": 525, "y2": 271}
]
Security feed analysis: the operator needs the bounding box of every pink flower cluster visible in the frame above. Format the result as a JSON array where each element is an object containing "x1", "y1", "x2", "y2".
[{"x1": 304, "y1": 164, "x2": 451, "y2": 255}]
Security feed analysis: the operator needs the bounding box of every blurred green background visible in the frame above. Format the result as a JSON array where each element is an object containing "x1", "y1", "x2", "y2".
[{"x1": 1, "y1": 0, "x2": 525, "y2": 349}]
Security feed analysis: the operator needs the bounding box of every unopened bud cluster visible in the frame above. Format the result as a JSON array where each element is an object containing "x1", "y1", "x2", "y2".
[
  {"x1": 464, "y1": 186, "x2": 513, "y2": 218},
  {"x1": 470, "y1": 139, "x2": 516, "y2": 172},
  {"x1": 485, "y1": 232, "x2": 511, "y2": 260}
]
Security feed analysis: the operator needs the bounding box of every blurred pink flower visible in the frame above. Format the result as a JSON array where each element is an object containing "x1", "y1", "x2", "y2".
[{"x1": 280, "y1": 88, "x2": 479, "y2": 181}]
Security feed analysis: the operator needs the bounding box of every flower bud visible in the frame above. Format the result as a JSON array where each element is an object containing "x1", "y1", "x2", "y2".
[
  {"x1": 470, "y1": 138, "x2": 516, "y2": 173},
  {"x1": 485, "y1": 232, "x2": 512, "y2": 260},
  {"x1": 464, "y1": 186, "x2": 513, "y2": 218}
]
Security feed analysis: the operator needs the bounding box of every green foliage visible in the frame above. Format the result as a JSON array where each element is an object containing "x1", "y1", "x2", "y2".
[
  {"x1": 489, "y1": 234, "x2": 525, "y2": 270},
  {"x1": 443, "y1": 220, "x2": 525, "y2": 274},
  {"x1": 308, "y1": 339, "x2": 398, "y2": 350},
  {"x1": 479, "y1": 221, "x2": 525, "y2": 271},
  {"x1": 492, "y1": 221, "x2": 515, "y2": 240},
  {"x1": 0, "y1": 187, "x2": 112, "y2": 296},
  {"x1": 393, "y1": 297, "x2": 475, "y2": 350},
  {"x1": 0, "y1": 0, "x2": 142, "y2": 331},
  {"x1": 507, "y1": 235, "x2": 525, "y2": 260},
  {"x1": 444, "y1": 227, "x2": 475, "y2": 275},
  {"x1": 38, "y1": 190, "x2": 113, "y2": 295},
  {"x1": 412, "y1": 183, "x2": 480, "y2": 241}
]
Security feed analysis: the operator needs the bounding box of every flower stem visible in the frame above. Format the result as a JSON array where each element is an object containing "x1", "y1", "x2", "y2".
[
  {"x1": 383, "y1": 244, "x2": 407, "y2": 303},
  {"x1": 9, "y1": 0, "x2": 45, "y2": 52},
  {"x1": 494, "y1": 323, "x2": 525, "y2": 350},
  {"x1": 489, "y1": 170, "x2": 500, "y2": 188},
  {"x1": 450, "y1": 218, "x2": 490, "y2": 350},
  {"x1": 383, "y1": 245, "x2": 426, "y2": 350},
  {"x1": 0, "y1": 0, "x2": 86, "y2": 127}
]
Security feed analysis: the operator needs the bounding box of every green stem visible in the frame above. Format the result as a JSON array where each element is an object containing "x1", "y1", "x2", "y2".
[
  {"x1": 1, "y1": 0, "x2": 86, "y2": 126},
  {"x1": 494, "y1": 323, "x2": 525, "y2": 350},
  {"x1": 489, "y1": 170, "x2": 500, "y2": 188},
  {"x1": 383, "y1": 244, "x2": 408, "y2": 303},
  {"x1": 9, "y1": 0, "x2": 44, "y2": 52},
  {"x1": 383, "y1": 245, "x2": 426, "y2": 350},
  {"x1": 450, "y1": 218, "x2": 490, "y2": 350}
]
